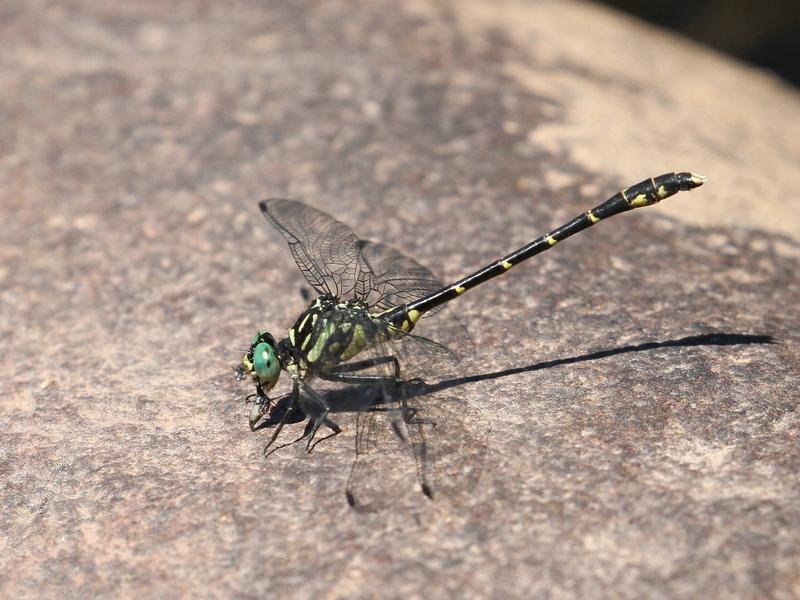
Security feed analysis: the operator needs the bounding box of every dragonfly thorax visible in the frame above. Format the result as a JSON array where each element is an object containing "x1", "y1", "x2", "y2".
[{"x1": 283, "y1": 294, "x2": 384, "y2": 377}]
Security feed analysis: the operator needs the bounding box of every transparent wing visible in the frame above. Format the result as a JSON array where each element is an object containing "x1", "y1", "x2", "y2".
[
  {"x1": 392, "y1": 321, "x2": 488, "y2": 506},
  {"x1": 345, "y1": 307, "x2": 487, "y2": 511},
  {"x1": 260, "y1": 201, "x2": 448, "y2": 309},
  {"x1": 259, "y1": 199, "x2": 369, "y2": 298},
  {"x1": 342, "y1": 321, "x2": 416, "y2": 512},
  {"x1": 356, "y1": 240, "x2": 445, "y2": 315}
]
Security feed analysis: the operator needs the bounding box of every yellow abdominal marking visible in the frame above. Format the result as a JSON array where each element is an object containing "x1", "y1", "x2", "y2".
[
  {"x1": 587, "y1": 210, "x2": 600, "y2": 224},
  {"x1": 630, "y1": 194, "x2": 649, "y2": 208},
  {"x1": 656, "y1": 185, "x2": 668, "y2": 199},
  {"x1": 690, "y1": 173, "x2": 707, "y2": 185},
  {"x1": 455, "y1": 285, "x2": 466, "y2": 295},
  {"x1": 546, "y1": 236, "x2": 557, "y2": 246},
  {"x1": 501, "y1": 260, "x2": 513, "y2": 270},
  {"x1": 393, "y1": 308, "x2": 423, "y2": 333}
]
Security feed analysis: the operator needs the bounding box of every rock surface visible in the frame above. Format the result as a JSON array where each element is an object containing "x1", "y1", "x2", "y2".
[{"x1": 1, "y1": 1, "x2": 798, "y2": 598}]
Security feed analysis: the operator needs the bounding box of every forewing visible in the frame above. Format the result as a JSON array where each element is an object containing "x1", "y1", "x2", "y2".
[
  {"x1": 259, "y1": 199, "x2": 368, "y2": 298},
  {"x1": 260, "y1": 201, "x2": 447, "y2": 309},
  {"x1": 357, "y1": 241, "x2": 445, "y2": 315}
]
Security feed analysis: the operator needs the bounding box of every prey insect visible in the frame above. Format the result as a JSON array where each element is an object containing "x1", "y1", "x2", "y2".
[{"x1": 241, "y1": 172, "x2": 705, "y2": 505}]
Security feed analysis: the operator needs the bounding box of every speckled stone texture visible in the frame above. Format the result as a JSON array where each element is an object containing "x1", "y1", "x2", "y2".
[{"x1": 1, "y1": 1, "x2": 799, "y2": 598}]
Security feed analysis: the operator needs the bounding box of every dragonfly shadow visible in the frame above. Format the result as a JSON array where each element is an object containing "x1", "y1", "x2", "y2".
[
  {"x1": 412, "y1": 332, "x2": 776, "y2": 399},
  {"x1": 253, "y1": 332, "x2": 775, "y2": 508},
  {"x1": 255, "y1": 332, "x2": 775, "y2": 426},
  {"x1": 253, "y1": 381, "x2": 389, "y2": 428}
]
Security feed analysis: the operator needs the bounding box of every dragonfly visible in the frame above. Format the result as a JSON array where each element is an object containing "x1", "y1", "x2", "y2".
[{"x1": 241, "y1": 172, "x2": 706, "y2": 508}]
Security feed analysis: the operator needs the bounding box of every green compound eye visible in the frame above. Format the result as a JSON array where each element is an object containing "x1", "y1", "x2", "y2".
[{"x1": 252, "y1": 341, "x2": 280, "y2": 387}]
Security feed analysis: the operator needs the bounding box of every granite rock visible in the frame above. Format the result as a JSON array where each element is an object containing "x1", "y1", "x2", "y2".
[{"x1": 1, "y1": 1, "x2": 798, "y2": 598}]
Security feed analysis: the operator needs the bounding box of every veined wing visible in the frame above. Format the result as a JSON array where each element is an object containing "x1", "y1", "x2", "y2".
[
  {"x1": 260, "y1": 200, "x2": 447, "y2": 309},
  {"x1": 341, "y1": 319, "x2": 417, "y2": 512},
  {"x1": 391, "y1": 327, "x2": 487, "y2": 505},
  {"x1": 259, "y1": 199, "x2": 369, "y2": 299},
  {"x1": 357, "y1": 240, "x2": 445, "y2": 316},
  {"x1": 345, "y1": 318, "x2": 486, "y2": 511}
]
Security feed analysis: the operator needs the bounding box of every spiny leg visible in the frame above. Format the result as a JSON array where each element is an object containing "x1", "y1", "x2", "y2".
[
  {"x1": 307, "y1": 419, "x2": 342, "y2": 453},
  {"x1": 321, "y1": 355, "x2": 421, "y2": 436},
  {"x1": 261, "y1": 380, "x2": 300, "y2": 456},
  {"x1": 259, "y1": 381, "x2": 341, "y2": 454},
  {"x1": 299, "y1": 382, "x2": 342, "y2": 452},
  {"x1": 321, "y1": 355, "x2": 426, "y2": 418},
  {"x1": 249, "y1": 386, "x2": 299, "y2": 432},
  {"x1": 264, "y1": 416, "x2": 338, "y2": 455},
  {"x1": 319, "y1": 355, "x2": 401, "y2": 385}
]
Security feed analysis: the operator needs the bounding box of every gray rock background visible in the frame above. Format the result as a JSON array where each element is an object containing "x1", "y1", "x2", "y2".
[{"x1": 1, "y1": 1, "x2": 798, "y2": 598}]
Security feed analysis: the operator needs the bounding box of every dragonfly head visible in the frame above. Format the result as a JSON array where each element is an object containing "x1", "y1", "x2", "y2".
[{"x1": 242, "y1": 331, "x2": 281, "y2": 393}]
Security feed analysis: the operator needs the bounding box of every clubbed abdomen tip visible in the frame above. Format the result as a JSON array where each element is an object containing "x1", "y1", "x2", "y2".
[{"x1": 689, "y1": 172, "x2": 707, "y2": 187}]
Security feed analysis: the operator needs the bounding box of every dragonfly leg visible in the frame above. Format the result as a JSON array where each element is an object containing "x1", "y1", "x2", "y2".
[
  {"x1": 320, "y1": 355, "x2": 401, "y2": 384},
  {"x1": 260, "y1": 418, "x2": 341, "y2": 454},
  {"x1": 299, "y1": 382, "x2": 342, "y2": 452},
  {"x1": 307, "y1": 418, "x2": 342, "y2": 452},
  {"x1": 267, "y1": 412, "x2": 343, "y2": 454},
  {"x1": 261, "y1": 380, "x2": 300, "y2": 456},
  {"x1": 263, "y1": 420, "x2": 314, "y2": 454},
  {"x1": 249, "y1": 385, "x2": 298, "y2": 431}
]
